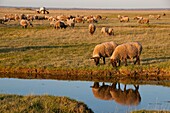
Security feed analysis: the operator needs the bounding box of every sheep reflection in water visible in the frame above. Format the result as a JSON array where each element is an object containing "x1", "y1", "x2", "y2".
[{"x1": 91, "y1": 82, "x2": 141, "y2": 106}]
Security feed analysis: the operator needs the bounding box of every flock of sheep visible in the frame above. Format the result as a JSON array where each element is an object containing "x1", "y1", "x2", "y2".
[{"x1": 0, "y1": 10, "x2": 166, "y2": 68}]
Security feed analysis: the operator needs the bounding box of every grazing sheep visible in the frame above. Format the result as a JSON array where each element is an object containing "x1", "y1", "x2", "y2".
[
  {"x1": 20, "y1": 19, "x2": 33, "y2": 28},
  {"x1": 75, "y1": 17, "x2": 84, "y2": 23},
  {"x1": 54, "y1": 20, "x2": 68, "y2": 29},
  {"x1": 91, "y1": 41, "x2": 118, "y2": 65},
  {"x1": 137, "y1": 18, "x2": 149, "y2": 24},
  {"x1": 155, "y1": 15, "x2": 161, "y2": 19},
  {"x1": 101, "y1": 27, "x2": 114, "y2": 36},
  {"x1": 66, "y1": 18, "x2": 75, "y2": 28},
  {"x1": 149, "y1": 14, "x2": 161, "y2": 19},
  {"x1": 88, "y1": 23, "x2": 96, "y2": 35},
  {"x1": 110, "y1": 42, "x2": 142, "y2": 67},
  {"x1": 120, "y1": 16, "x2": 129, "y2": 22},
  {"x1": 134, "y1": 16, "x2": 143, "y2": 20}
]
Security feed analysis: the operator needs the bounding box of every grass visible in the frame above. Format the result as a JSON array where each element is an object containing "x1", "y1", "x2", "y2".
[
  {"x1": 0, "y1": 8, "x2": 170, "y2": 76},
  {"x1": 131, "y1": 110, "x2": 170, "y2": 113},
  {"x1": 0, "y1": 94, "x2": 93, "y2": 113}
]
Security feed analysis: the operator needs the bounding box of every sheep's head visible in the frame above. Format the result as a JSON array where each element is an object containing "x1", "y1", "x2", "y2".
[
  {"x1": 110, "y1": 59, "x2": 117, "y2": 67},
  {"x1": 91, "y1": 57, "x2": 100, "y2": 65}
]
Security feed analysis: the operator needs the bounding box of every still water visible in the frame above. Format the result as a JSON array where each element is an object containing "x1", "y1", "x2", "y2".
[{"x1": 0, "y1": 78, "x2": 170, "y2": 113}]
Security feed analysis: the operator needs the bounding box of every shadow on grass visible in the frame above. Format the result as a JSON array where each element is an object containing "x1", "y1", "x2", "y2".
[
  {"x1": 141, "y1": 57, "x2": 170, "y2": 65},
  {"x1": 0, "y1": 43, "x2": 95, "y2": 53}
]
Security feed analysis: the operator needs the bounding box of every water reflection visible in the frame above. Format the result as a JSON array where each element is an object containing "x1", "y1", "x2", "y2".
[
  {"x1": 0, "y1": 78, "x2": 170, "y2": 113},
  {"x1": 91, "y1": 82, "x2": 141, "y2": 106}
]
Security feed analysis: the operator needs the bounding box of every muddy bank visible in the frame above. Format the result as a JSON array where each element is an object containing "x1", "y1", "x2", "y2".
[{"x1": 0, "y1": 67, "x2": 170, "y2": 84}]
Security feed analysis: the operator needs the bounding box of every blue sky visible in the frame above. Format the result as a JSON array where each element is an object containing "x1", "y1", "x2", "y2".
[{"x1": 0, "y1": 0, "x2": 170, "y2": 9}]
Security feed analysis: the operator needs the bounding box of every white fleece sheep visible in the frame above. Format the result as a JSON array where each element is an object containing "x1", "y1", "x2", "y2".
[
  {"x1": 89, "y1": 23, "x2": 96, "y2": 35},
  {"x1": 20, "y1": 19, "x2": 33, "y2": 28},
  {"x1": 91, "y1": 41, "x2": 118, "y2": 65},
  {"x1": 110, "y1": 42, "x2": 142, "y2": 67},
  {"x1": 101, "y1": 27, "x2": 114, "y2": 36},
  {"x1": 137, "y1": 18, "x2": 149, "y2": 24}
]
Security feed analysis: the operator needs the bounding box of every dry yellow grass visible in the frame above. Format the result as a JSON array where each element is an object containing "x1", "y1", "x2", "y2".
[{"x1": 0, "y1": 7, "x2": 170, "y2": 73}]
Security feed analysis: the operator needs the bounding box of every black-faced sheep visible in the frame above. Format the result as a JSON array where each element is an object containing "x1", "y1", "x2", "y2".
[
  {"x1": 91, "y1": 41, "x2": 118, "y2": 65},
  {"x1": 88, "y1": 23, "x2": 96, "y2": 35},
  {"x1": 110, "y1": 42, "x2": 142, "y2": 67},
  {"x1": 101, "y1": 27, "x2": 114, "y2": 36},
  {"x1": 20, "y1": 19, "x2": 33, "y2": 28}
]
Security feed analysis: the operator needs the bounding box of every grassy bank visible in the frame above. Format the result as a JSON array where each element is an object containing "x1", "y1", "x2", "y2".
[
  {"x1": 0, "y1": 8, "x2": 170, "y2": 77},
  {"x1": 131, "y1": 110, "x2": 170, "y2": 113},
  {"x1": 0, "y1": 94, "x2": 93, "y2": 113}
]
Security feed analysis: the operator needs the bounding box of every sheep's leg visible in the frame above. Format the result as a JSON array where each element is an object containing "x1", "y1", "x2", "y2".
[
  {"x1": 124, "y1": 58, "x2": 128, "y2": 66},
  {"x1": 124, "y1": 84, "x2": 127, "y2": 91},
  {"x1": 103, "y1": 57, "x2": 106, "y2": 64},
  {"x1": 118, "y1": 83, "x2": 120, "y2": 89},
  {"x1": 135, "y1": 56, "x2": 140, "y2": 65},
  {"x1": 137, "y1": 56, "x2": 140, "y2": 65},
  {"x1": 118, "y1": 60, "x2": 121, "y2": 66}
]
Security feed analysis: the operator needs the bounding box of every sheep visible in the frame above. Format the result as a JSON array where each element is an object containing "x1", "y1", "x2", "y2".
[
  {"x1": 54, "y1": 20, "x2": 68, "y2": 29},
  {"x1": 101, "y1": 27, "x2": 114, "y2": 36},
  {"x1": 149, "y1": 14, "x2": 161, "y2": 19},
  {"x1": 91, "y1": 41, "x2": 118, "y2": 65},
  {"x1": 87, "y1": 18, "x2": 98, "y2": 23},
  {"x1": 120, "y1": 16, "x2": 129, "y2": 22},
  {"x1": 75, "y1": 17, "x2": 84, "y2": 23},
  {"x1": 88, "y1": 23, "x2": 96, "y2": 35},
  {"x1": 137, "y1": 18, "x2": 149, "y2": 24},
  {"x1": 110, "y1": 42, "x2": 142, "y2": 67},
  {"x1": 20, "y1": 19, "x2": 33, "y2": 28},
  {"x1": 133, "y1": 16, "x2": 143, "y2": 20},
  {"x1": 66, "y1": 18, "x2": 75, "y2": 28}
]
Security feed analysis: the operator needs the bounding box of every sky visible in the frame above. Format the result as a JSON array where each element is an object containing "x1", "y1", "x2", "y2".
[{"x1": 0, "y1": 0, "x2": 170, "y2": 9}]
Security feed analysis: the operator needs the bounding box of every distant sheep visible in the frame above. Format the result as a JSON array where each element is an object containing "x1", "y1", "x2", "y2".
[
  {"x1": 54, "y1": 20, "x2": 68, "y2": 29},
  {"x1": 66, "y1": 18, "x2": 75, "y2": 28},
  {"x1": 137, "y1": 18, "x2": 149, "y2": 24},
  {"x1": 134, "y1": 16, "x2": 143, "y2": 20},
  {"x1": 75, "y1": 17, "x2": 84, "y2": 23},
  {"x1": 88, "y1": 23, "x2": 96, "y2": 35},
  {"x1": 110, "y1": 42, "x2": 142, "y2": 67},
  {"x1": 20, "y1": 19, "x2": 33, "y2": 28},
  {"x1": 91, "y1": 41, "x2": 118, "y2": 65},
  {"x1": 101, "y1": 27, "x2": 114, "y2": 36},
  {"x1": 118, "y1": 15, "x2": 129, "y2": 22},
  {"x1": 120, "y1": 16, "x2": 129, "y2": 22},
  {"x1": 149, "y1": 14, "x2": 161, "y2": 19}
]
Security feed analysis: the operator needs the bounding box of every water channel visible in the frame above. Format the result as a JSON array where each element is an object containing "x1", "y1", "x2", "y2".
[{"x1": 0, "y1": 78, "x2": 170, "y2": 113}]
